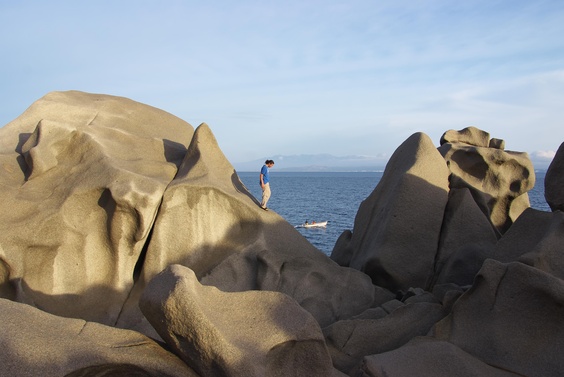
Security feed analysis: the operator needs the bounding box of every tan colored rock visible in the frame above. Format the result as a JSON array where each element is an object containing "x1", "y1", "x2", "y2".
[
  {"x1": 432, "y1": 188, "x2": 498, "y2": 287},
  {"x1": 438, "y1": 127, "x2": 534, "y2": 233},
  {"x1": 324, "y1": 301, "x2": 446, "y2": 375},
  {"x1": 0, "y1": 91, "x2": 193, "y2": 324},
  {"x1": 0, "y1": 298, "x2": 196, "y2": 377},
  {"x1": 332, "y1": 132, "x2": 450, "y2": 292},
  {"x1": 140, "y1": 264, "x2": 342, "y2": 377},
  {"x1": 440, "y1": 126, "x2": 490, "y2": 147},
  {"x1": 545, "y1": 142, "x2": 564, "y2": 211},
  {"x1": 358, "y1": 337, "x2": 519, "y2": 377},
  {"x1": 119, "y1": 123, "x2": 377, "y2": 335},
  {"x1": 432, "y1": 259, "x2": 564, "y2": 377}
]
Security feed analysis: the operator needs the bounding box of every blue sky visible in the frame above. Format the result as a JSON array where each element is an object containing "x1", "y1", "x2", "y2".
[{"x1": 1, "y1": 0, "x2": 563, "y2": 166}]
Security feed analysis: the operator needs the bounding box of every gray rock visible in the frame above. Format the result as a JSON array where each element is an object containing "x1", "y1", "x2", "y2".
[
  {"x1": 358, "y1": 337, "x2": 519, "y2": 377},
  {"x1": 493, "y1": 208, "x2": 564, "y2": 280},
  {"x1": 324, "y1": 302, "x2": 446, "y2": 375},
  {"x1": 545, "y1": 142, "x2": 564, "y2": 211}
]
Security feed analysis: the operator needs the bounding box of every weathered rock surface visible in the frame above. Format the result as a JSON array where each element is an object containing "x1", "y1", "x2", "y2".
[
  {"x1": 438, "y1": 126, "x2": 535, "y2": 233},
  {"x1": 118, "y1": 122, "x2": 378, "y2": 336},
  {"x1": 0, "y1": 298, "x2": 196, "y2": 377},
  {"x1": 545, "y1": 142, "x2": 564, "y2": 211},
  {"x1": 1, "y1": 92, "x2": 563, "y2": 376},
  {"x1": 331, "y1": 132, "x2": 450, "y2": 292},
  {"x1": 0, "y1": 91, "x2": 193, "y2": 324},
  {"x1": 140, "y1": 264, "x2": 343, "y2": 377},
  {"x1": 431, "y1": 259, "x2": 564, "y2": 377}
]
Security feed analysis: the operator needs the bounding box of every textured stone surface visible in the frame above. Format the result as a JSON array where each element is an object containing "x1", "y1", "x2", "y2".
[
  {"x1": 432, "y1": 260, "x2": 564, "y2": 377},
  {"x1": 432, "y1": 188, "x2": 498, "y2": 287},
  {"x1": 0, "y1": 91, "x2": 193, "y2": 324},
  {"x1": 438, "y1": 127, "x2": 535, "y2": 233},
  {"x1": 331, "y1": 132, "x2": 450, "y2": 292},
  {"x1": 0, "y1": 298, "x2": 196, "y2": 377},
  {"x1": 358, "y1": 337, "x2": 519, "y2": 377},
  {"x1": 324, "y1": 301, "x2": 446, "y2": 375},
  {"x1": 493, "y1": 208, "x2": 564, "y2": 280},
  {"x1": 545, "y1": 142, "x2": 564, "y2": 211},
  {"x1": 140, "y1": 264, "x2": 341, "y2": 377},
  {"x1": 440, "y1": 126, "x2": 491, "y2": 147}
]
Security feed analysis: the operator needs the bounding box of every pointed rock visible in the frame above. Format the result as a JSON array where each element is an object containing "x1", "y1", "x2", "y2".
[{"x1": 334, "y1": 132, "x2": 450, "y2": 292}]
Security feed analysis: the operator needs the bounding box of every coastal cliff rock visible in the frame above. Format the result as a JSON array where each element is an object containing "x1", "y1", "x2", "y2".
[
  {"x1": 0, "y1": 91, "x2": 193, "y2": 324},
  {"x1": 438, "y1": 126, "x2": 535, "y2": 234},
  {"x1": 545, "y1": 142, "x2": 564, "y2": 211},
  {"x1": 1, "y1": 91, "x2": 563, "y2": 376}
]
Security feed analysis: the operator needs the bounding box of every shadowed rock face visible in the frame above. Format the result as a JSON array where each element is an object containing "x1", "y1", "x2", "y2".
[
  {"x1": 545, "y1": 142, "x2": 564, "y2": 211},
  {"x1": 1, "y1": 92, "x2": 564, "y2": 377}
]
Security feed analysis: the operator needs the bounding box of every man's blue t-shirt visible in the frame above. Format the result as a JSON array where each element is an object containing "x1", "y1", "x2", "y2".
[{"x1": 260, "y1": 165, "x2": 270, "y2": 184}]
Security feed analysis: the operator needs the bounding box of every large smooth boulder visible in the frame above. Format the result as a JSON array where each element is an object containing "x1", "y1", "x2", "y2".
[
  {"x1": 0, "y1": 91, "x2": 193, "y2": 324},
  {"x1": 545, "y1": 142, "x2": 564, "y2": 211},
  {"x1": 0, "y1": 298, "x2": 196, "y2": 377},
  {"x1": 331, "y1": 132, "x2": 450, "y2": 292},
  {"x1": 438, "y1": 127, "x2": 534, "y2": 234},
  {"x1": 140, "y1": 264, "x2": 343, "y2": 377},
  {"x1": 431, "y1": 259, "x2": 564, "y2": 377}
]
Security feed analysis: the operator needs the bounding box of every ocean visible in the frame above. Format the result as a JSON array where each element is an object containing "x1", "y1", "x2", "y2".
[{"x1": 238, "y1": 170, "x2": 551, "y2": 257}]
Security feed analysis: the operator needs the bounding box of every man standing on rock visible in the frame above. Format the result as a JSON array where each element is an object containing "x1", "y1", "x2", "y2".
[{"x1": 260, "y1": 159, "x2": 274, "y2": 210}]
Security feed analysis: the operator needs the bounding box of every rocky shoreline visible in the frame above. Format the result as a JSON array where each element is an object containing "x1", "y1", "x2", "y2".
[{"x1": 1, "y1": 91, "x2": 563, "y2": 376}]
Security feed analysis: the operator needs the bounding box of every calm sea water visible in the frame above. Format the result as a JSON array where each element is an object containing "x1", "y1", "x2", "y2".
[{"x1": 238, "y1": 170, "x2": 550, "y2": 256}]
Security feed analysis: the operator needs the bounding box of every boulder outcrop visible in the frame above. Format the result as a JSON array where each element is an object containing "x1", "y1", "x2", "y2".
[
  {"x1": 1, "y1": 91, "x2": 563, "y2": 376},
  {"x1": 438, "y1": 126, "x2": 535, "y2": 234},
  {"x1": 545, "y1": 142, "x2": 564, "y2": 211}
]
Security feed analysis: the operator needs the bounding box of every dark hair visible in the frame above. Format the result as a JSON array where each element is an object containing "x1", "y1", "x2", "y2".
[{"x1": 265, "y1": 159, "x2": 274, "y2": 165}]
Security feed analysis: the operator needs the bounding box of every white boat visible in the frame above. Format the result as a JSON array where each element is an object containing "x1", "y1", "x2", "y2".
[{"x1": 296, "y1": 221, "x2": 328, "y2": 228}]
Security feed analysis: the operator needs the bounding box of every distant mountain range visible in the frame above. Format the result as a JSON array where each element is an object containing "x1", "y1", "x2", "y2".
[
  {"x1": 233, "y1": 152, "x2": 553, "y2": 172},
  {"x1": 232, "y1": 154, "x2": 389, "y2": 172}
]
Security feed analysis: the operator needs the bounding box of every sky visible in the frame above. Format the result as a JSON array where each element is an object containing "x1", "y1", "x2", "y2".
[{"x1": 1, "y1": 0, "x2": 563, "y2": 167}]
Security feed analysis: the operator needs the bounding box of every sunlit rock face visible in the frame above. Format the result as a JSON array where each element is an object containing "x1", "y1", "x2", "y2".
[
  {"x1": 438, "y1": 126, "x2": 535, "y2": 234},
  {"x1": 0, "y1": 91, "x2": 193, "y2": 324}
]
